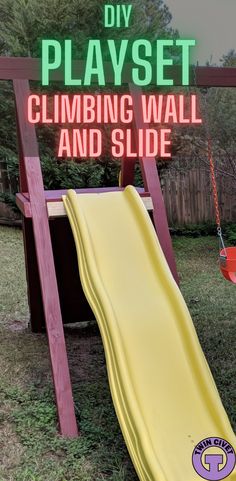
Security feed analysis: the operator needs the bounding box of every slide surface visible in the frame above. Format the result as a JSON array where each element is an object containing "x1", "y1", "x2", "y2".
[{"x1": 63, "y1": 186, "x2": 236, "y2": 481}]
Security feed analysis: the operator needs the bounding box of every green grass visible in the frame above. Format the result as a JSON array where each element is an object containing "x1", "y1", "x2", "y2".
[{"x1": 0, "y1": 226, "x2": 235, "y2": 481}]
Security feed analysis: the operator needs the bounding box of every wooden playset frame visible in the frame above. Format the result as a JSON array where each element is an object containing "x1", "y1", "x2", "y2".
[{"x1": 0, "y1": 57, "x2": 235, "y2": 437}]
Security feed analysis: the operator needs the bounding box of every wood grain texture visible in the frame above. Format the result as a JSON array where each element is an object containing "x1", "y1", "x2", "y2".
[
  {"x1": 0, "y1": 57, "x2": 236, "y2": 86},
  {"x1": 14, "y1": 79, "x2": 78, "y2": 437},
  {"x1": 22, "y1": 218, "x2": 45, "y2": 333},
  {"x1": 47, "y1": 196, "x2": 153, "y2": 218},
  {"x1": 120, "y1": 158, "x2": 136, "y2": 187},
  {"x1": 22, "y1": 186, "x2": 144, "y2": 200},
  {"x1": 161, "y1": 168, "x2": 236, "y2": 225},
  {"x1": 16, "y1": 193, "x2": 32, "y2": 217},
  {"x1": 16, "y1": 188, "x2": 146, "y2": 216}
]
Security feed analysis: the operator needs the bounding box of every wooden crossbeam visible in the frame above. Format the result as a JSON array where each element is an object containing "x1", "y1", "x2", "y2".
[
  {"x1": 0, "y1": 57, "x2": 236, "y2": 86},
  {"x1": 47, "y1": 196, "x2": 153, "y2": 218}
]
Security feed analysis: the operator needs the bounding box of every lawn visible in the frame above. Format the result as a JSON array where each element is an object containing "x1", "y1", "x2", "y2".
[{"x1": 0, "y1": 226, "x2": 235, "y2": 481}]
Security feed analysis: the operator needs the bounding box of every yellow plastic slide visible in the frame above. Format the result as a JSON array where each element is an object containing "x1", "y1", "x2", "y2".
[{"x1": 63, "y1": 186, "x2": 236, "y2": 481}]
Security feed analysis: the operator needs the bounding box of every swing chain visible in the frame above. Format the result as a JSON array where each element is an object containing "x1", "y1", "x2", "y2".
[
  {"x1": 217, "y1": 226, "x2": 227, "y2": 257},
  {"x1": 193, "y1": 65, "x2": 227, "y2": 256},
  {"x1": 208, "y1": 131, "x2": 228, "y2": 257},
  {"x1": 208, "y1": 142, "x2": 221, "y2": 228}
]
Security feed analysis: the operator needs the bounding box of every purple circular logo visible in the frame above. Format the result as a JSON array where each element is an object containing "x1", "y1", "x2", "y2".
[{"x1": 192, "y1": 437, "x2": 236, "y2": 480}]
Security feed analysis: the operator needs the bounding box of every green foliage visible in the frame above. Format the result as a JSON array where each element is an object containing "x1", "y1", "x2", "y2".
[
  {"x1": 171, "y1": 222, "x2": 236, "y2": 241},
  {"x1": 41, "y1": 158, "x2": 120, "y2": 190},
  {"x1": 171, "y1": 222, "x2": 236, "y2": 247},
  {"x1": 220, "y1": 49, "x2": 236, "y2": 67},
  {"x1": 0, "y1": 192, "x2": 19, "y2": 212},
  {"x1": 1, "y1": 153, "x2": 144, "y2": 208},
  {"x1": 0, "y1": 82, "x2": 17, "y2": 153},
  {"x1": 182, "y1": 85, "x2": 236, "y2": 198},
  {"x1": 225, "y1": 224, "x2": 236, "y2": 246},
  {"x1": 0, "y1": 0, "x2": 234, "y2": 221},
  {"x1": 171, "y1": 222, "x2": 216, "y2": 237},
  {"x1": 205, "y1": 88, "x2": 236, "y2": 160},
  {"x1": 0, "y1": 0, "x2": 178, "y2": 214},
  {"x1": 0, "y1": 0, "x2": 178, "y2": 57}
]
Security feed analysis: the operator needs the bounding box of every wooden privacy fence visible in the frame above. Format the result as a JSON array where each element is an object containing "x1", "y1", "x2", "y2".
[
  {"x1": 1, "y1": 160, "x2": 236, "y2": 226},
  {"x1": 0, "y1": 160, "x2": 10, "y2": 193},
  {"x1": 161, "y1": 167, "x2": 236, "y2": 226},
  {"x1": 0, "y1": 160, "x2": 20, "y2": 224}
]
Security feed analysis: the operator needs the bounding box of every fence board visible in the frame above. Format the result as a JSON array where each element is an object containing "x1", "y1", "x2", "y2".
[
  {"x1": 161, "y1": 167, "x2": 236, "y2": 226},
  {"x1": 1, "y1": 161, "x2": 236, "y2": 226}
]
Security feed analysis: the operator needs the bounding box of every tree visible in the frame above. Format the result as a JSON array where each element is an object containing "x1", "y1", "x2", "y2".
[
  {"x1": 0, "y1": 0, "x2": 179, "y2": 57},
  {"x1": 220, "y1": 49, "x2": 236, "y2": 67},
  {"x1": 0, "y1": 0, "x2": 180, "y2": 205}
]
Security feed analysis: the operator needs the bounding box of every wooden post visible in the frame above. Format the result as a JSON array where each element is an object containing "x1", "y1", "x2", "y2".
[
  {"x1": 15, "y1": 115, "x2": 45, "y2": 332},
  {"x1": 120, "y1": 158, "x2": 136, "y2": 187},
  {"x1": 129, "y1": 84, "x2": 179, "y2": 283},
  {"x1": 13, "y1": 79, "x2": 78, "y2": 437}
]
